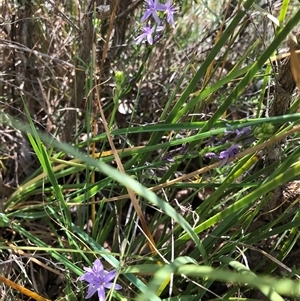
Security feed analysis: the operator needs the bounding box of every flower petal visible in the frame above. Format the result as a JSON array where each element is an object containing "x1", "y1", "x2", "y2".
[
  {"x1": 141, "y1": 10, "x2": 151, "y2": 22},
  {"x1": 82, "y1": 266, "x2": 93, "y2": 273},
  {"x1": 79, "y1": 273, "x2": 97, "y2": 283},
  {"x1": 104, "y1": 282, "x2": 122, "y2": 290},
  {"x1": 147, "y1": 34, "x2": 154, "y2": 45},
  {"x1": 85, "y1": 284, "x2": 98, "y2": 299},
  {"x1": 97, "y1": 286, "x2": 106, "y2": 301},
  {"x1": 93, "y1": 259, "x2": 104, "y2": 272},
  {"x1": 104, "y1": 270, "x2": 117, "y2": 283},
  {"x1": 113, "y1": 283, "x2": 123, "y2": 290}
]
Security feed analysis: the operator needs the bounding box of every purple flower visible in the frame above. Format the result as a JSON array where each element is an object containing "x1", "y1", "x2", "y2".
[
  {"x1": 234, "y1": 126, "x2": 252, "y2": 140},
  {"x1": 135, "y1": 24, "x2": 164, "y2": 45},
  {"x1": 219, "y1": 145, "x2": 240, "y2": 167},
  {"x1": 160, "y1": 0, "x2": 178, "y2": 27},
  {"x1": 141, "y1": 0, "x2": 165, "y2": 24},
  {"x1": 79, "y1": 259, "x2": 122, "y2": 301}
]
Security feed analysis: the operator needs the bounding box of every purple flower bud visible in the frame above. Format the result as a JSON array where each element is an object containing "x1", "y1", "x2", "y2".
[
  {"x1": 164, "y1": 154, "x2": 175, "y2": 162},
  {"x1": 204, "y1": 152, "x2": 218, "y2": 159}
]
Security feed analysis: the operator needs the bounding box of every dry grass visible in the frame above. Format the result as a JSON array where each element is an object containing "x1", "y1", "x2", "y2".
[{"x1": 1, "y1": 0, "x2": 300, "y2": 300}]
